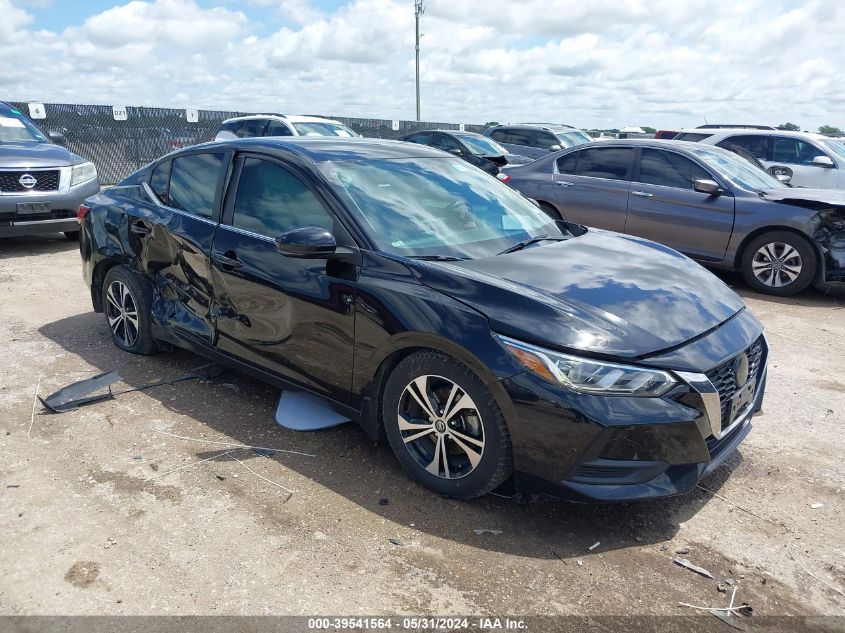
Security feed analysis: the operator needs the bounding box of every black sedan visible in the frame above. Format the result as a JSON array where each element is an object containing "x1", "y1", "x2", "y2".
[
  {"x1": 78, "y1": 138, "x2": 767, "y2": 502},
  {"x1": 400, "y1": 129, "x2": 531, "y2": 175}
]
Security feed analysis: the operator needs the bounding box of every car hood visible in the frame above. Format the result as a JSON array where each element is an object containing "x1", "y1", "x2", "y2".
[
  {"x1": 0, "y1": 142, "x2": 81, "y2": 168},
  {"x1": 411, "y1": 230, "x2": 745, "y2": 359},
  {"x1": 760, "y1": 187, "x2": 845, "y2": 209}
]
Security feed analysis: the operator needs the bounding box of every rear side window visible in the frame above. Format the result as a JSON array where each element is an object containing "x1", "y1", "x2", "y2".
[
  {"x1": 573, "y1": 147, "x2": 633, "y2": 180},
  {"x1": 232, "y1": 159, "x2": 333, "y2": 238},
  {"x1": 716, "y1": 135, "x2": 768, "y2": 160},
  {"x1": 150, "y1": 160, "x2": 171, "y2": 204},
  {"x1": 168, "y1": 153, "x2": 224, "y2": 219},
  {"x1": 674, "y1": 132, "x2": 713, "y2": 142},
  {"x1": 638, "y1": 149, "x2": 710, "y2": 189},
  {"x1": 404, "y1": 133, "x2": 431, "y2": 144},
  {"x1": 556, "y1": 151, "x2": 578, "y2": 174},
  {"x1": 219, "y1": 120, "x2": 243, "y2": 137},
  {"x1": 239, "y1": 119, "x2": 268, "y2": 138},
  {"x1": 266, "y1": 120, "x2": 293, "y2": 136}
]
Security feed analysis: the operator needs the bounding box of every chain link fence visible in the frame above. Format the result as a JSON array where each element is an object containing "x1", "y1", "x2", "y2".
[{"x1": 9, "y1": 102, "x2": 485, "y2": 184}]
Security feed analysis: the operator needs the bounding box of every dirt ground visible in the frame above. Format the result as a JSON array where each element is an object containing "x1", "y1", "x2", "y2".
[{"x1": 0, "y1": 235, "x2": 843, "y2": 624}]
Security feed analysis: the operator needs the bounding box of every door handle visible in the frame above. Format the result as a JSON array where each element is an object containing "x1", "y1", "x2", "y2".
[
  {"x1": 555, "y1": 180, "x2": 575, "y2": 187},
  {"x1": 130, "y1": 222, "x2": 151, "y2": 235},
  {"x1": 213, "y1": 252, "x2": 244, "y2": 269},
  {"x1": 631, "y1": 190, "x2": 654, "y2": 198}
]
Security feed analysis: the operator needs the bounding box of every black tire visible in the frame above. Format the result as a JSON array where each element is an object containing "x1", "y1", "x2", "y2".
[
  {"x1": 382, "y1": 350, "x2": 513, "y2": 499},
  {"x1": 740, "y1": 231, "x2": 817, "y2": 296},
  {"x1": 101, "y1": 266, "x2": 157, "y2": 355},
  {"x1": 537, "y1": 201, "x2": 563, "y2": 222},
  {"x1": 64, "y1": 231, "x2": 80, "y2": 241}
]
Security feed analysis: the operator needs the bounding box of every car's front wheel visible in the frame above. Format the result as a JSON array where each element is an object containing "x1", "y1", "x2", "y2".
[
  {"x1": 102, "y1": 266, "x2": 157, "y2": 355},
  {"x1": 383, "y1": 351, "x2": 512, "y2": 499},
  {"x1": 740, "y1": 231, "x2": 817, "y2": 296}
]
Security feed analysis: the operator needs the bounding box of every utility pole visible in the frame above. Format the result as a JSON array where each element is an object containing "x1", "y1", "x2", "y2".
[{"x1": 415, "y1": 0, "x2": 424, "y2": 121}]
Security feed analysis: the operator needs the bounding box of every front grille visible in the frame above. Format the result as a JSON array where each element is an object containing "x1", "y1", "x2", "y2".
[
  {"x1": 0, "y1": 170, "x2": 60, "y2": 193},
  {"x1": 705, "y1": 337, "x2": 765, "y2": 430}
]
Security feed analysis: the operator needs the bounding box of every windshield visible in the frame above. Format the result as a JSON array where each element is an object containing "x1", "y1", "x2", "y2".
[
  {"x1": 0, "y1": 110, "x2": 48, "y2": 143},
  {"x1": 822, "y1": 140, "x2": 845, "y2": 161},
  {"x1": 454, "y1": 133, "x2": 507, "y2": 156},
  {"x1": 691, "y1": 146, "x2": 787, "y2": 192},
  {"x1": 317, "y1": 157, "x2": 565, "y2": 259},
  {"x1": 292, "y1": 122, "x2": 358, "y2": 137}
]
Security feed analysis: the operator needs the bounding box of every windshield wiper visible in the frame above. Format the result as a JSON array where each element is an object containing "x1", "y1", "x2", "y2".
[
  {"x1": 496, "y1": 235, "x2": 569, "y2": 256},
  {"x1": 408, "y1": 255, "x2": 469, "y2": 261}
]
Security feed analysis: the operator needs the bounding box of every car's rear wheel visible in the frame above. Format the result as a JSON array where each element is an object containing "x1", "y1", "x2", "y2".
[
  {"x1": 740, "y1": 231, "x2": 816, "y2": 296},
  {"x1": 102, "y1": 266, "x2": 157, "y2": 355},
  {"x1": 383, "y1": 351, "x2": 512, "y2": 499}
]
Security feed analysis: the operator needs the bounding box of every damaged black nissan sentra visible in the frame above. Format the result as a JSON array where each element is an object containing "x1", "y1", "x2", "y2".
[{"x1": 78, "y1": 138, "x2": 769, "y2": 501}]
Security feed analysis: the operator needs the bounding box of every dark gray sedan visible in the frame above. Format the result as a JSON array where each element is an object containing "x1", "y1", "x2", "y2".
[{"x1": 500, "y1": 140, "x2": 845, "y2": 296}]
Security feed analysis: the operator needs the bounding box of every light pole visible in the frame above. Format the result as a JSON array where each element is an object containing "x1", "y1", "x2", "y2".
[{"x1": 415, "y1": 0, "x2": 424, "y2": 121}]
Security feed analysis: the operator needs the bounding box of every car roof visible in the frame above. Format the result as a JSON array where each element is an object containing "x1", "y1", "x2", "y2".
[
  {"x1": 678, "y1": 127, "x2": 828, "y2": 140},
  {"x1": 184, "y1": 136, "x2": 449, "y2": 161},
  {"x1": 490, "y1": 123, "x2": 583, "y2": 133},
  {"x1": 408, "y1": 129, "x2": 487, "y2": 138},
  {"x1": 221, "y1": 114, "x2": 346, "y2": 125}
]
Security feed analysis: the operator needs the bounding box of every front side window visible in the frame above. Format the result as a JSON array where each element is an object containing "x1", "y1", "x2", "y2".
[
  {"x1": 291, "y1": 122, "x2": 358, "y2": 137},
  {"x1": 168, "y1": 153, "x2": 224, "y2": 218},
  {"x1": 533, "y1": 131, "x2": 559, "y2": 150},
  {"x1": 318, "y1": 157, "x2": 565, "y2": 259},
  {"x1": 573, "y1": 147, "x2": 633, "y2": 181},
  {"x1": 503, "y1": 129, "x2": 533, "y2": 146},
  {"x1": 404, "y1": 133, "x2": 431, "y2": 145},
  {"x1": 233, "y1": 158, "x2": 333, "y2": 238},
  {"x1": 771, "y1": 137, "x2": 828, "y2": 165},
  {"x1": 556, "y1": 151, "x2": 579, "y2": 174},
  {"x1": 638, "y1": 149, "x2": 710, "y2": 189},
  {"x1": 150, "y1": 160, "x2": 172, "y2": 204},
  {"x1": 266, "y1": 120, "x2": 293, "y2": 136},
  {"x1": 430, "y1": 134, "x2": 462, "y2": 153}
]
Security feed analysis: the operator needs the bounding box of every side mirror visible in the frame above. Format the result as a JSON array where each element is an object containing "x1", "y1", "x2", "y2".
[
  {"x1": 449, "y1": 148, "x2": 463, "y2": 155},
  {"x1": 767, "y1": 164, "x2": 793, "y2": 184},
  {"x1": 548, "y1": 144, "x2": 562, "y2": 152},
  {"x1": 275, "y1": 225, "x2": 336, "y2": 258},
  {"x1": 48, "y1": 131, "x2": 66, "y2": 146},
  {"x1": 812, "y1": 155, "x2": 835, "y2": 168},
  {"x1": 693, "y1": 179, "x2": 722, "y2": 195}
]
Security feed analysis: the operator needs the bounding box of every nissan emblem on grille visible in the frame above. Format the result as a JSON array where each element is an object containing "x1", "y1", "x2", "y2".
[
  {"x1": 18, "y1": 174, "x2": 37, "y2": 189},
  {"x1": 732, "y1": 352, "x2": 750, "y2": 387}
]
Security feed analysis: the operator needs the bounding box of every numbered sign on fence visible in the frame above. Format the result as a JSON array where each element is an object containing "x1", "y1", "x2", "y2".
[
  {"x1": 391, "y1": 120, "x2": 400, "y2": 131},
  {"x1": 186, "y1": 108, "x2": 198, "y2": 123},
  {"x1": 112, "y1": 105, "x2": 128, "y2": 121},
  {"x1": 28, "y1": 103, "x2": 46, "y2": 120},
  {"x1": 459, "y1": 123, "x2": 465, "y2": 131}
]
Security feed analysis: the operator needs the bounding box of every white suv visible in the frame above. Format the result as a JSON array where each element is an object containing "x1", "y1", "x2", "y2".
[
  {"x1": 215, "y1": 114, "x2": 361, "y2": 141},
  {"x1": 675, "y1": 128, "x2": 845, "y2": 189}
]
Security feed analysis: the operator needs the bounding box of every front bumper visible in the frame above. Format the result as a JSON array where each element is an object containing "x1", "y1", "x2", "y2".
[
  {"x1": 502, "y1": 313, "x2": 767, "y2": 502},
  {"x1": 0, "y1": 179, "x2": 100, "y2": 237}
]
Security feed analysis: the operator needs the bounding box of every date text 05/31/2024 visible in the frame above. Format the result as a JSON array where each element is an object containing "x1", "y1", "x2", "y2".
[{"x1": 307, "y1": 617, "x2": 528, "y2": 630}]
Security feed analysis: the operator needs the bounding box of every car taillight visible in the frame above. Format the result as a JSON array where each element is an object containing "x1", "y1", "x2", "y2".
[
  {"x1": 497, "y1": 173, "x2": 512, "y2": 184},
  {"x1": 77, "y1": 204, "x2": 90, "y2": 224}
]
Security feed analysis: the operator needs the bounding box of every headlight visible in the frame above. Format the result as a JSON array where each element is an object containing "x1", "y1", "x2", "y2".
[
  {"x1": 497, "y1": 335, "x2": 676, "y2": 397},
  {"x1": 70, "y1": 162, "x2": 97, "y2": 188}
]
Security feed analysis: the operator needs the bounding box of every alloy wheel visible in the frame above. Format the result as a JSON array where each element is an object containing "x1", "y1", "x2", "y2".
[
  {"x1": 751, "y1": 241, "x2": 803, "y2": 288},
  {"x1": 105, "y1": 280, "x2": 139, "y2": 347},
  {"x1": 397, "y1": 375, "x2": 485, "y2": 480}
]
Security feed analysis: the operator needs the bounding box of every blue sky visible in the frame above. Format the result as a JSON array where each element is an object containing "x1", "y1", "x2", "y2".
[{"x1": 3, "y1": 0, "x2": 844, "y2": 129}]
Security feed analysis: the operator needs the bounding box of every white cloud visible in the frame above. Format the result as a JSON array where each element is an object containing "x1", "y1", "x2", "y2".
[{"x1": 3, "y1": 0, "x2": 844, "y2": 130}]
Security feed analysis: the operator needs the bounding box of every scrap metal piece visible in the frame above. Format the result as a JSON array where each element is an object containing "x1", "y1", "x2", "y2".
[
  {"x1": 673, "y1": 557, "x2": 715, "y2": 579},
  {"x1": 274, "y1": 390, "x2": 351, "y2": 431},
  {"x1": 38, "y1": 371, "x2": 122, "y2": 413}
]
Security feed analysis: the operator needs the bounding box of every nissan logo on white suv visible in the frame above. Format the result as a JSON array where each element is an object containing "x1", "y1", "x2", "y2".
[{"x1": 18, "y1": 174, "x2": 37, "y2": 189}]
